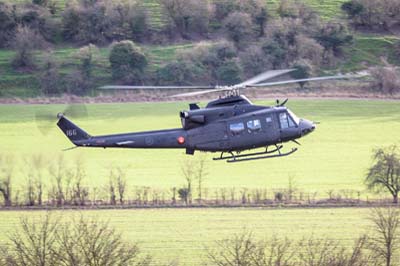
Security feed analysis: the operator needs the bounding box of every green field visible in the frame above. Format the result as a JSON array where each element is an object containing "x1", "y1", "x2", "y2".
[
  {"x1": 1, "y1": 99, "x2": 400, "y2": 198},
  {"x1": 0, "y1": 207, "x2": 373, "y2": 265}
]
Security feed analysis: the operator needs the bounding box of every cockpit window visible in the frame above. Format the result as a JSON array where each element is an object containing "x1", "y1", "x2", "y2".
[
  {"x1": 247, "y1": 119, "x2": 261, "y2": 132},
  {"x1": 279, "y1": 112, "x2": 297, "y2": 129},
  {"x1": 230, "y1": 122, "x2": 245, "y2": 135},
  {"x1": 287, "y1": 110, "x2": 300, "y2": 125}
]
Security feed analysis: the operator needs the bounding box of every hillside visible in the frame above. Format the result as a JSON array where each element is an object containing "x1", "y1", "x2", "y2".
[{"x1": 0, "y1": 0, "x2": 399, "y2": 98}]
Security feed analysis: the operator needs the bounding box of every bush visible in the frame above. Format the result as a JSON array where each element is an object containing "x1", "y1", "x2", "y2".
[
  {"x1": 156, "y1": 60, "x2": 206, "y2": 85},
  {"x1": 341, "y1": 0, "x2": 400, "y2": 30},
  {"x1": 39, "y1": 54, "x2": 60, "y2": 95},
  {"x1": 32, "y1": 0, "x2": 49, "y2": 7},
  {"x1": 239, "y1": 45, "x2": 272, "y2": 77},
  {"x1": 261, "y1": 39, "x2": 287, "y2": 68},
  {"x1": 294, "y1": 35, "x2": 324, "y2": 66},
  {"x1": 394, "y1": 40, "x2": 400, "y2": 58},
  {"x1": 74, "y1": 44, "x2": 99, "y2": 80},
  {"x1": 290, "y1": 60, "x2": 313, "y2": 88},
  {"x1": 314, "y1": 22, "x2": 353, "y2": 55},
  {"x1": 0, "y1": 3, "x2": 17, "y2": 48},
  {"x1": 161, "y1": 0, "x2": 212, "y2": 38},
  {"x1": 223, "y1": 12, "x2": 253, "y2": 45},
  {"x1": 18, "y1": 4, "x2": 59, "y2": 43},
  {"x1": 12, "y1": 26, "x2": 45, "y2": 70},
  {"x1": 62, "y1": 2, "x2": 111, "y2": 44},
  {"x1": 109, "y1": 40, "x2": 147, "y2": 84},
  {"x1": 176, "y1": 40, "x2": 238, "y2": 84},
  {"x1": 215, "y1": 59, "x2": 243, "y2": 85},
  {"x1": 341, "y1": 1, "x2": 364, "y2": 18},
  {"x1": 370, "y1": 67, "x2": 400, "y2": 95}
]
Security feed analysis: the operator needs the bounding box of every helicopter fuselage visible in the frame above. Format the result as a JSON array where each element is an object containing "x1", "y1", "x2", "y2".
[{"x1": 57, "y1": 96, "x2": 315, "y2": 162}]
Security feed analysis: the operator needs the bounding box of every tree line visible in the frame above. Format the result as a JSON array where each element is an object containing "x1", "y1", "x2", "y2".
[
  {"x1": 1, "y1": 145, "x2": 400, "y2": 208},
  {"x1": 2, "y1": 207, "x2": 400, "y2": 265},
  {"x1": 3, "y1": 0, "x2": 393, "y2": 97}
]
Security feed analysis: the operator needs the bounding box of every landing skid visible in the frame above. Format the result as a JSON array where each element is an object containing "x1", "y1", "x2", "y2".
[{"x1": 212, "y1": 145, "x2": 297, "y2": 163}]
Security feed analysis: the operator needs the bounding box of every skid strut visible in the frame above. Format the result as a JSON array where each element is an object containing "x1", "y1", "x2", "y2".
[{"x1": 212, "y1": 145, "x2": 297, "y2": 163}]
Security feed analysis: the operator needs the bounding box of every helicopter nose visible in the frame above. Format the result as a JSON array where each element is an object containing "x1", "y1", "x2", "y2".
[{"x1": 300, "y1": 119, "x2": 316, "y2": 136}]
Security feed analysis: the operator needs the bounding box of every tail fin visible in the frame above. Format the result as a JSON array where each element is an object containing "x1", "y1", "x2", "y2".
[{"x1": 57, "y1": 115, "x2": 91, "y2": 145}]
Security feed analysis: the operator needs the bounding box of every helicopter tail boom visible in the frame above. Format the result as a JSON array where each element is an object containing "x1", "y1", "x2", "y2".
[{"x1": 57, "y1": 115, "x2": 91, "y2": 145}]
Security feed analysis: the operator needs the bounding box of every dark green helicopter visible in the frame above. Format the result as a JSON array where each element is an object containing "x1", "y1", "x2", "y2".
[{"x1": 57, "y1": 69, "x2": 360, "y2": 163}]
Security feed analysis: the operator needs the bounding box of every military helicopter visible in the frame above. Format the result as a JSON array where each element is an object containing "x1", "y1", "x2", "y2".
[{"x1": 57, "y1": 69, "x2": 359, "y2": 163}]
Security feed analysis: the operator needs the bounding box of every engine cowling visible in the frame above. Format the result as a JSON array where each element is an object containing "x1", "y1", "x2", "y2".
[{"x1": 180, "y1": 111, "x2": 205, "y2": 129}]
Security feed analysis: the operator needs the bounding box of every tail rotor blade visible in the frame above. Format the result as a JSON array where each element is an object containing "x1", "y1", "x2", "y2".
[{"x1": 35, "y1": 104, "x2": 88, "y2": 136}]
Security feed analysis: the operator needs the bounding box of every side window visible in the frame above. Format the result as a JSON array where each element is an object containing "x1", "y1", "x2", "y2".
[
  {"x1": 279, "y1": 113, "x2": 289, "y2": 129},
  {"x1": 247, "y1": 119, "x2": 261, "y2": 132},
  {"x1": 266, "y1": 116, "x2": 272, "y2": 123},
  {"x1": 230, "y1": 122, "x2": 245, "y2": 135}
]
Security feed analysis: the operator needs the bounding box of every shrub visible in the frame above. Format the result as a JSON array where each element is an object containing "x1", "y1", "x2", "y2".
[
  {"x1": 0, "y1": 3, "x2": 17, "y2": 48},
  {"x1": 74, "y1": 44, "x2": 99, "y2": 80},
  {"x1": 223, "y1": 12, "x2": 253, "y2": 45},
  {"x1": 341, "y1": 1, "x2": 364, "y2": 18},
  {"x1": 18, "y1": 4, "x2": 59, "y2": 43},
  {"x1": 215, "y1": 59, "x2": 243, "y2": 85},
  {"x1": 156, "y1": 60, "x2": 206, "y2": 85},
  {"x1": 39, "y1": 54, "x2": 60, "y2": 95},
  {"x1": 314, "y1": 22, "x2": 353, "y2": 55},
  {"x1": 161, "y1": 0, "x2": 212, "y2": 38},
  {"x1": 394, "y1": 40, "x2": 400, "y2": 58},
  {"x1": 261, "y1": 39, "x2": 287, "y2": 68},
  {"x1": 32, "y1": 0, "x2": 49, "y2": 7},
  {"x1": 109, "y1": 40, "x2": 147, "y2": 84},
  {"x1": 294, "y1": 35, "x2": 324, "y2": 66},
  {"x1": 12, "y1": 26, "x2": 45, "y2": 70},
  {"x1": 290, "y1": 60, "x2": 313, "y2": 88},
  {"x1": 239, "y1": 45, "x2": 272, "y2": 77},
  {"x1": 176, "y1": 40, "x2": 238, "y2": 84},
  {"x1": 370, "y1": 67, "x2": 400, "y2": 95},
  {"x1": 62, "y1": 2, "x2": 112, "y2": 44}
]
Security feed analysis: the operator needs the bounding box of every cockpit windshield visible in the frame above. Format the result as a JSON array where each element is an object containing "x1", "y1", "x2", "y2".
[{"x1": 287, "y1": 109, "x2": 300, "y2": 125}]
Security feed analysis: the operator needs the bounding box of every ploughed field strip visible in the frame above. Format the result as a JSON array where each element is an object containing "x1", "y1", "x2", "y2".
[
  {"x1": 0, "y1": 208, "x2": 372, "y2": 265},
  {"x1": 0, "y1": 99, "x2": 400, "y2": 194}
]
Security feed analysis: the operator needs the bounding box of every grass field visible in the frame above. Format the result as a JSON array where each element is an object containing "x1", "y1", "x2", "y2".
[
  {"x1": 0, "y1": 207, "x2": 373, "y2": 265},
  {"x1": 1, "y1": 99, "x2": 400, "y2": 197}
]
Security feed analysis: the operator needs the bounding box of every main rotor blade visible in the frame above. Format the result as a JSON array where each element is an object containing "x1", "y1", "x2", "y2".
[
  {"x1": 236, "y1": 69, "x2": 296, "y2": 87},
  {"x1": 249, "y1": 74, "x2": 365, "y2": 87},
  {"x1": 169, "y1": 87, "x2": 232, "y2": 97},
  {"x1": 99, "y1": 85, "x2": 215, "y2": 90}
]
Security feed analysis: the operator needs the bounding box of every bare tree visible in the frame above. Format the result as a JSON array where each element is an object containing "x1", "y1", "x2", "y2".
[
  {"x1": 207, "y1": 232, "x2": 296, "y2": 266},
  {"x1": 108, "y1": 175, "x2": 117, "y2": 205},
  {"x1": 286, "y1": 176, "x2": 298, "y2": 202},
  {"x1": 24, "y1": 154, "x2": 46, "y2": 206},
  {"x1": 3, "y1": 213, "x2": 151, "y2": 266},
  {"x1": 0, "y1": 154, "x2": 13, "y2": 207},
  {"x1": 181, "y1": 158, "x2": 195, "y2": 204},
  {"x1": 365, "y1": 145, "x2": 400, "y2": 203},
  {"x1": 107, "y1": 166, "x2": 127, "y2": 205},
  {"x1": 368, "y1": 207, "x2": 400, "y2": 266},
  {"x1": 195, "y1": 154, "x2": 207, "y2": 203},
  {"x1": 116, "y1": 167, "x2": 127, "y2": 205},
  {"x1": 70, "y1": 159, "x2": 88, "y2": 206},
  {"x1": 7, "y1": 213, "x2": 59, "y2": 266},
  {"x1": 48, "y1": 155, "x2": 69, "y2": 206}
]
